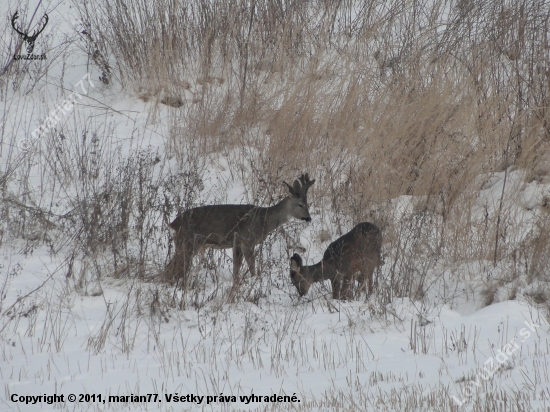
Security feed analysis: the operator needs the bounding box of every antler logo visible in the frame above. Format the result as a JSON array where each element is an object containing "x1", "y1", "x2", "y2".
[{"x1": 11, "y1": 11, "x2": 49, "y2": 54}]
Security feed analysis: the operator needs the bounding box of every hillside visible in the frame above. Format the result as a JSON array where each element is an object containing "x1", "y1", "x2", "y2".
[{"x1": 1, "y1": 1, "x2": 550, "y2": 411}]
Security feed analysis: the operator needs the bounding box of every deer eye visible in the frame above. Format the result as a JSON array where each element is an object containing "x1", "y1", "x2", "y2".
[{"x1": 298, "y1": 203, "x2": 304, "y2": 208}]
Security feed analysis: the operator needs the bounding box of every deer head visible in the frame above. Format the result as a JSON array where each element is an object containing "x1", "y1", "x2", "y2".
[
  {"x1": 289, "y1": 253, "x2": 312, "y2": 296},
  {"x1": 11, "y1": 11, "x2": 49, "y2": 54},
  {"x1": 283, "y1": 173, "x2": 315, "y2": 222}
]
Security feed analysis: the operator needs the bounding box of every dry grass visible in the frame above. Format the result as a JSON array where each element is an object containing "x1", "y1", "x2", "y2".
[
  {"x1": 3, "y1": 4, "x2": 550, "y2": 410},
  {"x1": 96, "y1": 0, "x2": 550, "y2": 300},
  {"x1": 83, "y1": 1, "x2": 548, "y2": 186},
  {"x1": 2, "y1": 0, "x2": 550, "y2": 302}
]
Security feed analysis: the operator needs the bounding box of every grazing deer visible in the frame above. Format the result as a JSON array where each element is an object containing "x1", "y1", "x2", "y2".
[
  {"x1": 167, "y1": 174, "x2": 315, "y2": 296},
  {"x1": 290, "y1": 222, "x2": 382, "y2": 300}
]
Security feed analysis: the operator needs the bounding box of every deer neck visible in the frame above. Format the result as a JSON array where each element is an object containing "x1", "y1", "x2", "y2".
[
  {"x1": 304, "y1": 261, "x2": 333, "y2": 283},
  {"x1": 263, "y1": 196, "x2": 292, "y2": 233}
]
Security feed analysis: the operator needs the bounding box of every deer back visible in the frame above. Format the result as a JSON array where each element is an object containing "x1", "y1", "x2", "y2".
[
  {"x1": 323, "y1": 222, "x2": 382, "y2": 272},
  {"x1": 169, "y1": 204, "x2": 256, "y2": 247}
]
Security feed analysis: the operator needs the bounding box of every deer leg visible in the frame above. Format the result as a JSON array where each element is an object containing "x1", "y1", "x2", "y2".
[
  {"x1": 169, "y1": 228, "x2": 190, "y2": 284},
  {"x1": 166, "y1": 239, "x2": 181, "y2": 283},
  {"x1": 367, "y1": 271, "x2": 374, "y2": 296},
  {"x1": 165, "y1": 235, "x2": 182, "y2": 283},
  {"x1": 230, "y1": 231, "x2": 255, "y2": 278},
  {"x1": 362, "y1": 258, "x2": 376, "y2": 296},
  {"x1": 338, "y1": 261, "x2": 356, "y2": 299},
  {"x1": 228, "y1": 235, "x2": 244, "y2": 303},
  {"x1": 232, "y1": 239, "x2": 244, "y2": 280},
  {"x1": 331, "y1": 274, "x2": 343, "y2": 300},
  {"x1": 164, "y1": 255, "x2": 177, "y2": 283},
  {"x1": 179, "y1": 241, "x2": 195, "y2": 290},
  {"x1": 342, "y1": 273, "x2": 355, "y2": 300},
  {"x1": 242, "y1": 243, "x2": 257, "y2": 277},
  {"x1": 354, "y1": 268, "x2": 369, "y2": 300},
  {"x1": 350, "y1": 259, "x2": 376, "y2": 301}
]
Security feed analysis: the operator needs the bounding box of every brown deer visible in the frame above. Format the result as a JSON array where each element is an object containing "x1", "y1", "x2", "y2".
[
  {"x1": 167, "y1": 174, "x2": 315, "y2": 296},
  {"x1": 290, "y1": 222, "x2": 382, "y2": 300}
]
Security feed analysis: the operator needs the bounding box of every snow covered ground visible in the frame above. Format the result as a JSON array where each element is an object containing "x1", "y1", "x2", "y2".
[
  {"x1": 2, "y1": 238, "x2": 550, "y2": 411},
  {"x1": 2, "y1": 1, "x2": 550, "y2": 411}
]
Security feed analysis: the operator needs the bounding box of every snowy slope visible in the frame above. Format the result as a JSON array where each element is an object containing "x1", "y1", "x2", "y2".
[{"x1": 1, "y1": 1, "x2": 550, "y2": 411}]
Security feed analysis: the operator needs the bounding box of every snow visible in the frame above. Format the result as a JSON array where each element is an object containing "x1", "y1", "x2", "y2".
[{"x1": 1, "y1": 1, "x2": 550, "y2": 411}]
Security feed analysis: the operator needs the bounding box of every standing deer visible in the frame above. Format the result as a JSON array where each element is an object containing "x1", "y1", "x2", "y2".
[
  {"x1": 290, "y1": 222, "x2": 382, "y2": 300},
  {"x1": 167, "y1": 174, "x2": 315, "y2": 296}
]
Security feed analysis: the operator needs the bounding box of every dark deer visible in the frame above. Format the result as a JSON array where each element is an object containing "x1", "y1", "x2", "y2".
[
  {"x1": 11, "y1": 11, "x2": 49, "y2": 54},
  {"x1": 290, "y1": 222, "x2": 382, "y2": 300},
  {"x1": 167, "y1": 174, "x2": 315, "y2": 297}
]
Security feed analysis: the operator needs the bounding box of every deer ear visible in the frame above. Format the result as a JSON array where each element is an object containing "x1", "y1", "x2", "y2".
[
  {"x1": 283, "y1": 181, "x2": 296, "y2": 196},
  {"x1": 290, "y1": 253, "x2": 303, "y2": 269},
  {"x1": 292, "y1": 180, "x2": 301, "y2": 195}
]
